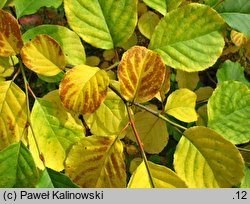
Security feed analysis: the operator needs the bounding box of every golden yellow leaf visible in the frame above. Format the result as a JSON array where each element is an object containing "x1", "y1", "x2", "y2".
[
  {"x1": 0, "y1": 9, "x2": 23, "y2": 56},
  {"x1": 0, "y1": 81, "x2": 27, "y2": 150},
  {"x1": 20, "y1": 34, "x2": 66, "y2": 76},
  {"x1": 65, "y1": 136, "x2": 126, "y2": 187},
  {"x1": 128, "y1": 160, "x2": 187, "y2": 188},
  {"x1": 118, "y1": 46, "x2": 166, "y2": 103},
  {"x1": 59, "y1": 65, "x2": 109, "y2": 115},
  {"x1": 165, "y1": 88, "x2": 197, "y2": 122},
  {"x1": 231, "y1": 30, "x2": 248, "y2": 47}
]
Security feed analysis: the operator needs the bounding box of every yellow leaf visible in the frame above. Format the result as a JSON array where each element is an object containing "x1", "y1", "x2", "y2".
[
  {"x1": 20, "y1": 34, "x2": 66, "y2": 76},
  {"x1": 126, "y1": 109, "x2": 169, "y2": 154},
  {"x1": 128, "y1": 160, "x2": 187, "y2": 188},
  {"x1": 28, "y1": 91, "x2": 85, "y2": 171},
  {"x1": 118, "y1": 46, "x2": 166, "y2": 103},
  {"x1": 176, "y1": 70, "x2": 199, "y2": 90},
  {"x1": 165, "y1": 88, "x2": 197, "y2": 122},
  {"x1": 59, "y1": 65, "x2": 109, "y2": 115},
  {"x1": 0, "y1": 9, "x2": 23, "y2": 56},
  {"x1": 231, "y1": 30, "x2": 248, "y2": 47},
  {"x1": 65, "y1": 136, "x2": 126, "y2": 187},
  {"x1": 174, "y1": 126, "x2": 245, "y2": 187},
  {"x1": 0, "y1": 81, "x2": 27, "y2": 150}
]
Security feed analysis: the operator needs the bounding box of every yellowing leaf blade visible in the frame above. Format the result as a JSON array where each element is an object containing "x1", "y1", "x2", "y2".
[
  {"x1": 174, "y1": 126, "x2": 245, "y2": 187},
  {"x1": 0, "y1": 9, "x2": 23, "y2": 56},
  {"x1": 65, "y1": 136, "x2": 126, "y2": 187},
  {"x1": 165, "y1": 88, "x2": 197, "y2": 122},
  {"x1": 118, "y1": 46, "x2": 166, "y2": 103},
  {"x1": 59, "y1": 65, "x2": 109, "y2": 114},
  {"x1": 21, "y1": 34, "x2": 66, "y2": 76},
  {"x1": 128, "y1": 161, "x2": 187, "y2": 188}
]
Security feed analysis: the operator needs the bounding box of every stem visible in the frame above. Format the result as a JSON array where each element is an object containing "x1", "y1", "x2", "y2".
[
  {"x1": 104, "y1": 61, "x2": 120, "y2": 71},
  {"x1": 18, "y1": 56, "x2": 45, "y2": 166},
  {"x1": 237, "y1": 147, "x2": 250, "y2": 152},
  {"x1": 213, "y1": 0, "x2": 225, "y2": 9},
  {"x1": 126, "y1": 104, "x2": 155, "y2": 188}
]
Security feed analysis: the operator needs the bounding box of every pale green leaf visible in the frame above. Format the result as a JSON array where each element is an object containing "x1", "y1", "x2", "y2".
[
  {"x1": 208, "y1": 81, "x2": 250, "y2": 144},
  {"x1": 0, "y1": 142, "x2": 39, "y2": 187},
  {"x1": 36, "y1": 168, "x2": 79, "y2": 188},
  {"x1": 64, "y1": 0, "x2": 137, "y2": 49},
  {"x1": 84, "y1": 82, "x2": 129, "y2": 136},
  {"x1": 138, "y1": 11, "x2": 160, "y2": 39},
  {"x1": 149, "y1": 3, "x2": 225, "y2": 72},
  {"x1": 128, "y1": 160, "x2": 187, "y2": 188},
  {"x1": 241, "y1": 165, "x2": 250, "y2": 188},
  {"x1": 0, "y1": 81, "x2": 27, "y2": 151},
  {"x1": 65, "y1": 136, "x2": 126, "y2": 187},
  {"x1": 22, "y1": 25, "x2": 86, "y2": 65},
  {"x1": 28, "y1": 92, "x2": 85, "y2": 171},
  {"x1": 217, "y1": 0, "x2": 250, "y2": 39},
  {"x1": 59, "y1": 65, "x2": 109, "y2": 115},
  {"x1": 165, "y1": 88, "x2": 197, "y2": 122},
  {"x1": 126, "y1": 110, "x2": 169, "y2": 154},
  {"x1": 0, "y1": 0, "x2": 7, "y2": 9},
  {"x1": 216, "y1": 60, "x2": 250, "y2": 88},
  {"x1": 14, "y1": 0, "x2": 63, "y2": 18},
  {"x1": 118, "y1": 46, "x2": 166, "y2": 103},
  {"x1": 176, "y1": 70, "x2": 199, "y2": 90},
  {"x1": 174, "y1": 126, "x2": 245, "y2": 187}
]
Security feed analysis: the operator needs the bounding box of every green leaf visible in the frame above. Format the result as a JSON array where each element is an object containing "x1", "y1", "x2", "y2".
[
  {"x1": 0, "y1": 56, "x2": 17, "y2": 79},
  {"x1": 64, "y1": 0, "x2": 137, "y2": 49},
  {"x1": 65, "y1": 136, "x2": 126, "y2": 187},
  {"x1": 217, "y1": 0, "x2": 250, "y2": 39},
  {"x1": 118, "y1": 46, "x2": 166, "y2": 103},
  {"x1": 0, "y1": 81, "x2": 27, "y2": 151},
  {"x1": 174, "y1": 126, "x2": 245, "y2": 187},
  {"x1": 21, "y1": 34, "x2": 66, "y2": 76},
  {"x1": 128, "y1": 160, "x2": 187, "y2": 188},
  {"x1": 59, "y1": 65, "x2": 109, "y2": 115},
  {"x1": 84, "y1": 82, "x2": 129, "y2": 136},
  {"x1": 37, "y1": 72, "x2": 64, "y2": 83},
  {"x1": 28, "y1": 92, "x2": 85, "y2": 171},
  {"x1": 36, "y1": 168, "x2": 79, "y2": 188},
  {"x1": 241, "y1": 165, "x2": 250, "y2": 188},
  {"x1": 14, "y1": 0, "x2": 63, "y2": 18},
  {"x1": 165, "y1": 88, "x2": 197, "y2": 123},
  {"x1": 143, "y1": 0, "x2": 184, "y2": 15},
  {"x1": 149, "y1": 3, "x2": 225, "y2": 72},
  {"x1": 0, "y1": 142, "x2": 39, "y2": 187},
  {"x1": 207, "y1": 81, "x2": 250, "y2": 144},
  {"x1": 0, "y1": 0, "x2": 7, "y2": 9},
  {"x1": 176, "y1": 70, "x2": 199, "y2": 90},
  {"x1": 22, "y1": 25, "x2": 86, "y2": 65},
  {"x1": 0, "y1": 9, "x2": 23, "y2": 56},
  {"x1": 216, "y1": 60, "x2": 250, "y2": 88},
  {"x1": 126, "y1": 109, "x2": 169, "y2": 154}
]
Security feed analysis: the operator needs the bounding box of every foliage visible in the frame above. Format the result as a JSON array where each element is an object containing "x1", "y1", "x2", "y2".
[{"x1": 0, "y1": 0, "x2": 249, "y2": 188}]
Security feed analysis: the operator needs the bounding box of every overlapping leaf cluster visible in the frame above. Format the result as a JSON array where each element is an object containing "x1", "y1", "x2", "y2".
[{"x1": 0, "y1": 0, "x2": 249, "y2": 188}]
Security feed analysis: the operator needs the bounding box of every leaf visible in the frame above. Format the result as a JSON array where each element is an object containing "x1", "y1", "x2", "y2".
[
  {"x1": 84, "y1": 82, "x2": 129, "y2": 136},
  {"x1": 217, "y1": 0, "x2": 250, "y2": 39},
  {"x1": 207, "y1": 81, "x2": 250, "y2": 144},
  {"x1": 0, "y1": 9, "x2": 23, "y2": 56},
  {"x1": 0, "y1": 81, "x2": 27, "y2": 151},
  {"x1": 22, "y1": 25, "x2": 86, "y2": 65},
  {"x1": 65, "y1": 136, "x2": 126, "y2": 187},
  {"x1": 37, "y1": 72, "x2": 64, "y2": 83},
  {"x1": 149, "y1": 3, "x2": 225, "y2": 72},
  {"x1": 174, "y1": 126, "x2": 245, "y2": 187},
  {"x1": 21, "y1": 34, "x2": 66, "y2": 76},
  {"x1": 28, "y1": 92, "x2": 85, "y2": 171},
  {"x1": 176, "y1": 70, "x2": 199, "y2": 90},
  {"x1": 36, "y1": 168, "x2": 79, "y2": 188},
  {"x1": 0, "y1": 57, "x2": 14, "y2": 79},
  {"x1": 14, "y1": 0, "x2": 63, "y2": 18},
  {"x1": 118, "y1": 46, "x2": 166, "y2": 103},
  {"x1": 216, "y1": 60, "x2": 250, "y2": 88},
  {"x1": 64, "y1": 0, "x2": 137, "y2": 49},
  {"x1": 0, "y1": 142, "x2": 38, "y2": 187},
  {"x1": 128, "y1": 160, "x2": 187, "y2": 188},
  {"x1": 241, "y1": 166, "x2": 250, "y2": 188},
  {"x1": 126, "y1": 109, "x2": 169, "y2": 154},
  {"x1": 143, "y1": 0, "x2": 184, "y2": 15},
  {"x1": 231, "y1": 30, "x2": 248, "y2": 47},
  {"x1": 195, "y1": 86, "x2": 214, "y2": 102},
  {"x1": 59, "y1": 65, "x2": 109, "y2": 115},
  {"x1": 196, "y1": 104, "x2": 208, "y2": 126},
  {"x1": 138, "y1": 11, "x2": 160, "y2": 39},
  {"x1": 165, "y1": 88, "x2": 197, "y2": 123},
  {"x1": 0, "y1": 0, "x2": 7, "y2": 9}
]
